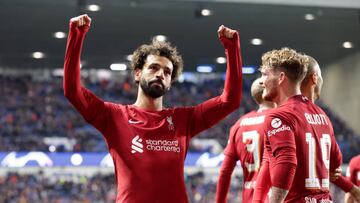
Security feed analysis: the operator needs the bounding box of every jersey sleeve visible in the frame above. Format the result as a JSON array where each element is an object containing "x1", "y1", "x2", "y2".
[
  {"x1": 216, "y1": 123, "x2": 239, "y2": 203},
  {"x1": 253, "y1": 150, "x2": 271, "y2": 202},
  {"x1": 347, "y1": 158, "x2": 358, "y2": 185},
  {"x1": 329, "y1": 129, "x2": 342, "y2": 172},
  {"x1": 188, "y1": 33, "x2": 242, "y2": 137},
  {"x1": 216, "y1": 154, "x2": 237, "y2": 203},
  {"x1": 264, "y1": 114, "x2": 296, "y2": 158},
  {"x1": 63, "y1": 22, "x2": 109, "y2": 132},
  {"x1": 264, "y1": 114, "x2": 297, "y2": 190},
  {"x1": 223, "y1": 124, "x2": 240, "y2": 158},
  {"x1": 332, "y1": 176, "x2": 354, "y2": 192},
  {"x1": 329, "y1": 137, "x2": 354, "y2": 192}
]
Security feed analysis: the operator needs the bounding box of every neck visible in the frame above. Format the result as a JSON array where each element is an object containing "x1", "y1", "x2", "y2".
[
  {"x1": 301, "y1": 86, "x2": 315, "y2": 103},
  {"x1": 258, "y1": 101, "x2": 276, "y2": 111},
  {"x1": 134, "y1": 88, "x2": 163, "y2": 111},
  {"x1": 275, "y1": 83, "x2": 302, "y2": 106}
]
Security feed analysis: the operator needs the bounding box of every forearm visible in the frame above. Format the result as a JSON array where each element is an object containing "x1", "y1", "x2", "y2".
[
  {"x1": 348, "y1": 185, "x2": 360, "y2": 202},
  {"x1": 220, "y1": 32, "x2": 242, "y2": 108},
  {"x1": 269, "y1": 186, "x2": 288, "y2": 203},
  {"x1": 344, "y1": 193, "x2": 354, "y2": 203},
  {"x1": 216, "y1": 155, "x2": 237, "y2": 203},
  {"x1": 63, "y1": 23, "x2": 105, "y2": 122},
  {"x1": 63, "y1": 23, "x2": 88, "y2": 99},
  {"x1": 270, "y1": 147, "x2": 297, "y2": 190},
  {"x1": 253, "y1": 159, "x2": 271, "y2": 202},
  {"x1": 332, "y1": 175, "x2": 354, "y2": 192}
]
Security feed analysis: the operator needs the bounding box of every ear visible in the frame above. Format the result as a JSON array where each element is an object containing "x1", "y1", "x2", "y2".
[
  {"x1": 278, "y1": 72, "x2": 286, "y2": 85},
  {"x1": 134, "y1": 68, "x2": 142, "y2": 83},
  {"x1": 312, "y1": 73, "x2": 318, "y2": 85}
]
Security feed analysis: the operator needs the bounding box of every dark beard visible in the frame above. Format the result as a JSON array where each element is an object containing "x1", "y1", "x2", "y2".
[{"x1": 140, "y1": 78, "x2": 167, "y2": 98}]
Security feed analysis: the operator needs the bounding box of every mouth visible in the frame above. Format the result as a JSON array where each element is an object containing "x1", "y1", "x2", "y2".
[{"x1": 150, "y1": 80, "x2": 164, "y2": 89}]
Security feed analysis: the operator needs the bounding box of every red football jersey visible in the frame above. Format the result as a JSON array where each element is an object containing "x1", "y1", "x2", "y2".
[
  {"x1": 347, "y1": 155, "x2": 360, "y2": 187},
  {"x1": 263, "y1": 95, "x2": 342, "y2": 202},
  {"x1": 222, "y1": 110, "x2": 268, "y2": 202},
  {"x1": 63, "y1": 21, "x2": 242, "y2": 202}
]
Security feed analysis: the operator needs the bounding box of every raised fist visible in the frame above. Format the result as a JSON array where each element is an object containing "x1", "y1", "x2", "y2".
[
  {"x1": 70, "y1": 14, "x2": 92, "y2": 27},
  {"x1": 217, "y1": 25, "x2": 237, "y2": 39}
]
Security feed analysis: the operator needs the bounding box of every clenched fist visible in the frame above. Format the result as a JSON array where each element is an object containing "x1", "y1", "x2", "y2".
[
  {"x1": 217, "y1": 25, "x2": 237, "y2": 39},
  {"x1": 70, "y1": 14, "x2": 92, "y2": 27}
]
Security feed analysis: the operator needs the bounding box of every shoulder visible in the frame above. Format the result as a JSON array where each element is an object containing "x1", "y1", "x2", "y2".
[
  {"x1": 351, "y1": 155, "x2": 360, "y2": 165},
  {"x1": 171, "y1": 106, "x2": 195, "y2": 117},
  {"x1": 266, "y1": 106, "x2": 293, "y2": 121},
  {"x1": 105, "y1": 102, "x2": 126, "y2": 112},
  {"x1": 229, "y1": 120, "x2": 241, "y2": 135}
]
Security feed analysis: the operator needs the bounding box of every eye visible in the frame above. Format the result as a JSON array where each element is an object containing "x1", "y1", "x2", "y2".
[
  {"x1": 149, "y1": 65, "x2": 158, "y2": 71},
  {"x1": 164, "y1": 70, "x2": 171, "y2": 76}
]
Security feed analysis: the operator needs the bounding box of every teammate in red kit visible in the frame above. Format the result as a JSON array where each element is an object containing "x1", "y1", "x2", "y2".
[
  {"x1": 253, "y1": 54, "x2": 360, "y2": 202},
  {"x1": 345, "y1": 155, "x2": 360, "y2": 203},
  {"x1": 254, "y1": 48, "x2": 346, "y2": 202},
  {"x1": 63, "y1": 14, "x2": 242, "y2": 203},
  {"x1": 216, "y1": 78, "x2": 275, "y2": 203}
]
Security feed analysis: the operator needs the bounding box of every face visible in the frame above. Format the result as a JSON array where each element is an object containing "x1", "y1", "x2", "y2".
[
  {"x1": 136, "y1": 54, "x2": 173, "y2": 99},
  {"x1": 313, "y1": 64, "x2": 323, "y2": 100},
  {"x1": 260, "y1": 67, "x2": 280, "y2": 102}
]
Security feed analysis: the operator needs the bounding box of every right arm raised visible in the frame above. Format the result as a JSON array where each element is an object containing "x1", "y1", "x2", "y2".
[{"x1": 63, "y1": 15, "x2": 108, "y2": 130}]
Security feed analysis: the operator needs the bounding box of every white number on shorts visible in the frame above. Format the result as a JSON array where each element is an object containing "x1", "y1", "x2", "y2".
[
  {"x1": 305, "y1": 133, "x2": 331, "y2": 189},
  {"x1": 242, "y1": 130, "x2": 261, "y2": 172}
]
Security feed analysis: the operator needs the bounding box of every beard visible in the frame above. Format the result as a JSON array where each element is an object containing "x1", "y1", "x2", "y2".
[
  {"x1": 140, "y1": 78, "x2": 168, "y2": 99},
  {"x1": 262, "y1": 86, "x2": 278, "y2": 102}
]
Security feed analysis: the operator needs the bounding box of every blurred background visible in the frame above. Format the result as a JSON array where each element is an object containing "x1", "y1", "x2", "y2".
[{"x1": 0, "y1": 0, "x2": 359, "y2": 202}]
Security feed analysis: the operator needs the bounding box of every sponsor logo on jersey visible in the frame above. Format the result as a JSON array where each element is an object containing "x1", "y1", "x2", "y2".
[
  {"x1": 304, "y1": 113, "x2": 329, "y2": 126},
  {"x1": 146, "y1": 139, "x2": 180, "y2": 153},
  {"x1": 128, "y1": 119, "x2": 144, "y2": 124},
  {"x1": 131, "y1": 135, "x2": 181, "y2": 154},
  {"x1": 302, "y1": 96, "x2": 309, "y2": 101},
  {"x1": 267, "y1": 118, "x2": 291, "y2": 137},
  {"x1": 271, "y1": 118, "x2": 282, "y2": 128},
  {"x1": 131, "y1": 135, "x2": 143, "y2": 154},
  {"x1": 239, "y1": 115, "x2": 265, "y2": 126}
]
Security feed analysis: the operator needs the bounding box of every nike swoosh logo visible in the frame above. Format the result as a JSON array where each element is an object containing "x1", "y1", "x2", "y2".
[{"x1": 128, "y1": 119, "x2": 143, "y2": 124}]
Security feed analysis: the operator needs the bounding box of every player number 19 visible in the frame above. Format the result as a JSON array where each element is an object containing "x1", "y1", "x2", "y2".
[{"x1": 305, "y1": 133, "x2": 331, "y2": 189}]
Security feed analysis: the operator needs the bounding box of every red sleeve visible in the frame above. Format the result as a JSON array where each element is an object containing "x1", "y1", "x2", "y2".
[
  {"x1": 223, "y1": 124, "x2": 239, "y2": 158},
  {"x1": 189, "y1": 33, "x2": 242, "y2": 137},
  {"x1": 347, "y1": 157, "x2": 359, "y2": 185},
  {"x1": 270, "y1": 147, "x2": 297, "y2": 190},
  {"x1": 329, "y1": 133, "x2": 342, "y2": 172},
  {"x1": 253, "y1": 150, "x2": 271, "y2": 202},
  {"x1": 332, "y1": 175, "x2": 354, "y2": 192},
  {"x1": 265, "y1": 115, "x2": 297, "y2": 190},
  {"x1": 216, "y1": 125, "x2": 239, "y2": 203},
  {"x1": 63, "y1": 22, "x2": 108, "y2": 132},
  {"x1": 216, "y1": 154, "x2": 237, "y2": 203}
]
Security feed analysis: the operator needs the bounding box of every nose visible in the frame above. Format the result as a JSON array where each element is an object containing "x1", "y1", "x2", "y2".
[{"x1": 155, "y1": 69, "x2": 165, "y2": 80}]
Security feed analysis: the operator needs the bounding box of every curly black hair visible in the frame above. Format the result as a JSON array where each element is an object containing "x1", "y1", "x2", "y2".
[{"x1": 131, "y1": 38, "x2": 183, "y2": 82}]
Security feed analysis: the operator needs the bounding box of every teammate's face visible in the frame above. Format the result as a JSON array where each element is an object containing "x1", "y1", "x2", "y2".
[
  {"x1": 260, "y1": 67, "x2": 280, "y2": 102},
  {"x1": 314, "y1": 64, "x2": 323, "y2": 100},
  {"x1": 314, "y1": 75, "x2": 323, "y2": 100},
  {"x1": 136, "y1": 55, "x2": 173, "y2": 98}
]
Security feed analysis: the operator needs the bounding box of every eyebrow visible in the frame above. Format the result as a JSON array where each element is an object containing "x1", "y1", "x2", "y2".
[{"x1": 150, "y1": 62, "x2": 173, "y2": 72}]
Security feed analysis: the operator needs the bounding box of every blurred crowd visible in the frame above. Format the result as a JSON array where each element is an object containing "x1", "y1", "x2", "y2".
[
  {"x1": 0, "y1": 171, "x2": 345, "y2": 203},
  {"x1": 0, "y1": 74, "x2": 359, "y2": 161}
]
